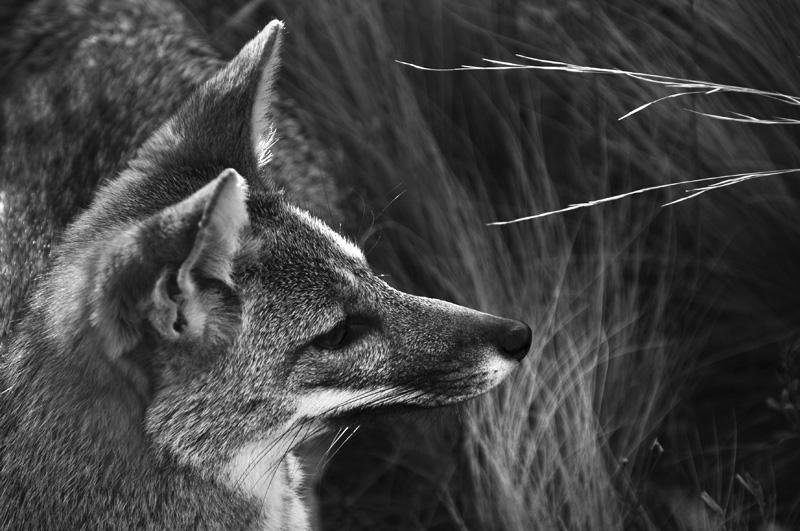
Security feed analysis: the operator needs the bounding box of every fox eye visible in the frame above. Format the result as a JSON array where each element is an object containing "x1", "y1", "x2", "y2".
[{"x1": 314, "y1": 318, "x2": 371, "y2": 350}]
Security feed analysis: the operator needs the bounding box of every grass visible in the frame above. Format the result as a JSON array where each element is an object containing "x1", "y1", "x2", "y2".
[{"x1": 181, "y1": 0, "x2": 800, "y2": 528}]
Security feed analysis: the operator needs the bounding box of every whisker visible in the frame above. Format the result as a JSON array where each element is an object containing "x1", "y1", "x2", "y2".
[{"x1": 319, "y1": 425, "x2": 361, "y2": 471}]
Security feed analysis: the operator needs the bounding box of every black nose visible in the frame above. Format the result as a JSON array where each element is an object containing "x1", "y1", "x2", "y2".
[{"x1": 500, "y1": 321, "x2": 532, "y2": 361}]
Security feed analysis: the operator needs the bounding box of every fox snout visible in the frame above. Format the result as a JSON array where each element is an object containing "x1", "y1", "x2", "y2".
[
  {"x1": 496, "y1": 319, "x2": 532, "y2": 362},
  {"x1": 401, "y1": 294, "x2": 532, "y2": 364},
  {"x1": 346, "y1": 289, "x2": 535, "y2": 407},
  {"x1": 450, "y1": 309, "x2": 532, "y2": 361}
]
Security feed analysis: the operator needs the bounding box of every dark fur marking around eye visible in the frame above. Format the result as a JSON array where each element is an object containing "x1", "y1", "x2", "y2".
[{"x1": 313, "y1": 316, "x2": 373, "y2": 350}]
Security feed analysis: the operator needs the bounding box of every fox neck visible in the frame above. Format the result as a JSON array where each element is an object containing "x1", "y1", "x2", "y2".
[{"x1": 223, "y1": 440, "x2": 311, "y2": 531}]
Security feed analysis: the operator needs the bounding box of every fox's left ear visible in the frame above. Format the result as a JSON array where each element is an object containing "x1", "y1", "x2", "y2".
[
  {"x1": 140, "y1": 21, "x2": 284, "y2": 179},
  {"x1": 240, "y1": 20, "x2": 284, "y2": 172},
  {"x1": 210, "y1": 19, "x2": 285, "y2": 174}
]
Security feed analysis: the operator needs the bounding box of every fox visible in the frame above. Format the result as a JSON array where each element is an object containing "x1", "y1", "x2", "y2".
[{"x1": 0, "y1": 0, "x2": 532, "y2": 529}]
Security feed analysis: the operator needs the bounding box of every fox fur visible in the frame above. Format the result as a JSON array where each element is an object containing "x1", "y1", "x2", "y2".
[{"x1": 0, "y1": 1, "x2": 532, "y2": 529}]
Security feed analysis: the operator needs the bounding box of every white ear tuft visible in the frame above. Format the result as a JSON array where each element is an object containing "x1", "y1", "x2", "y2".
[
  {"x1": 248, "y1": 20, "x2": 285, "y2": 171},
  {"x1": 178, "y1": 168, "x2": 249, "y2": 287}
]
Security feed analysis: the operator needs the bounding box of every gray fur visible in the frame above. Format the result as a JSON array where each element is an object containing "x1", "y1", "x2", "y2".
[{"x1": 0, "y1": 1, "x2": 531, "y2": 529}]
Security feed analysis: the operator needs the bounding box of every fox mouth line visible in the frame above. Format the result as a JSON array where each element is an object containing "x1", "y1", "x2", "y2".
[
  {"x1": 314, "y1": 384, "x2": 495, "y2": 424},
  {"x1": 323, "y1": 401, "x2": 444, "y2": 427}
]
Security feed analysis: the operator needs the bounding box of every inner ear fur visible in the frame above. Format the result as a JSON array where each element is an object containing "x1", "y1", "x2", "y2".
[
  {"x1": 138, "y1": 20, "x2": 284, "y2": 182},
  {"x1": 92, "y1": 169, "x2": 249, "y2": 357},
  {"x1": 243, "y1": 20, "x2": 284, "y2": 171}
]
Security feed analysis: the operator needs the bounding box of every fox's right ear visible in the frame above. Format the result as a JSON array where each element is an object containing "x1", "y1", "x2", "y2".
[
  {"x1": 90, "y1": 169, "x2": 249, "y2": 357},
  {"x1": 144, "y1": 169, "x2": 249, "y2": 343}
]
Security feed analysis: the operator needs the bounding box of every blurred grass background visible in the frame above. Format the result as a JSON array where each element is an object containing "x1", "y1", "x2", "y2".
[{"x1": 181, "y1": 1, "x2": 800, "y2": 529}]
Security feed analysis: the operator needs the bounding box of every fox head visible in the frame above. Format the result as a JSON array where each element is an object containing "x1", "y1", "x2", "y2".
[{"x1": 32, "y1": 21, "x2": 531, "y2": 483}]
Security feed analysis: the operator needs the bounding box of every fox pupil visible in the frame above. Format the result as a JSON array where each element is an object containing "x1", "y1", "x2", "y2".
[{"x1": 315, "y1": 321, "x2": 349, "y2": 350}]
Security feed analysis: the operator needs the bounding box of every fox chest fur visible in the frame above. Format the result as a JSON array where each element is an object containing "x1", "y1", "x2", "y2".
[{"x1": 0, "y1": 1, "x2": 531, "y2": 529}]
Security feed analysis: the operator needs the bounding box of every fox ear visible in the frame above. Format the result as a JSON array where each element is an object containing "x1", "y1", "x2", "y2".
[
  {"x1": 146, "y1": 168, "x2": 248, "y2": 342},
  {"x1": 211, "y1": 19, "x2": 284, "y2": 173},
  {"x1": 138, "y1": 21, "x2": 284, "y2": 180},
  {"x1": 92, "y1": 169, "x2": 249, "y2": 356},
  {"x1": 243, "y1": 20, "x2": 284, "y2": 172}
]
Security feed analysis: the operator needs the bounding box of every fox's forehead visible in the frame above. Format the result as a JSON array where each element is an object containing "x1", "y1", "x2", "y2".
[
  {"x1": 287, "y1": 205, "x2": 365, "y2": 263},
  {"x1": 242, "y1": 198, "x2": 368, "y2": 281}
]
